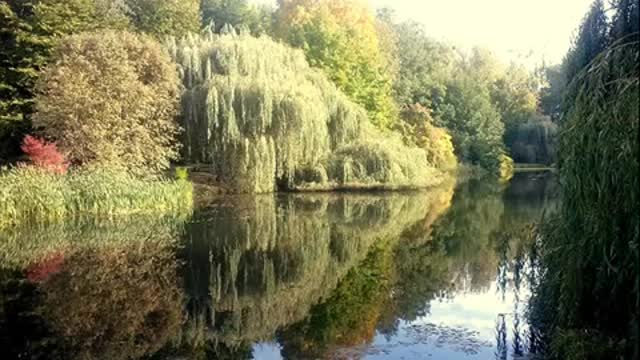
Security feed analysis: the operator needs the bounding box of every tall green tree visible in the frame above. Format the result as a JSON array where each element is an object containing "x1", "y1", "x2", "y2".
[
  {"x1": 491, "y1": 63, "x2": 538, "y2": 130},
  {"x1": 201, "y1": 0, "x2": 273, "y2": 35},
  {"x1": 538, "y1": 63, "x2": 565, "y2": 121},
  {"x1": 375, "y1": 9, "x2": 454, "y2": 110},
  {"x1": 374, "y1": 15, "x2": 516, "y2": 174},
  {"x1": 563, "y1": 0, "x2": 608, "y2": 85},
  {"x1": 274, "y1": 0, "x2": 397, "y2": 128},
  {"x1": 125, "y1": 0, "x2": 200, "y2": 37},
  {"x1": 439, "y1": 71, "x2": 508, "y2": 173},
  {"x1": 609, "y1": 0, "x2": 639, "y2": 42}
]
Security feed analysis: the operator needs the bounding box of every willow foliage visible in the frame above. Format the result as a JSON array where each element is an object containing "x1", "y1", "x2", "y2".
[
  {"x1": 169, "y1": 32, "x2": 443, "y2": 193},
  {"x1": 532, "y1": 38, "x2": 639, "y2": 358}
]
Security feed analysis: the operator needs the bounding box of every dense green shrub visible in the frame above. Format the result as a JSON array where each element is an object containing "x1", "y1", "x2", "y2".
[
  {"x1": 169, "y1": 32, "x2": 445, "y2": 193},
  {"x1": 0, "y1": 0, "x2": 199, "y2": 162},
  {"x1": 0, "y1": 166, "x2": 192, "y2": 227},
  {"x1": 33, "y1": 30, "x2": 181, "y2": 175}
]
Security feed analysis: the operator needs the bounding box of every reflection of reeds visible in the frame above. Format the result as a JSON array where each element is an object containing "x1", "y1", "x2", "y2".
[{"x1": 0, "y1": 215, "x2": 188, "y2": 270}]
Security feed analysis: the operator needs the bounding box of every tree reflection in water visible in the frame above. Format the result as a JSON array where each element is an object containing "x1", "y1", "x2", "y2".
[
  {"x1": 0, "y1": 217, "x2": 186, "y2": 360},
  {"x1": 0, "y1": 172, "x2": 556, "y2": 359}
]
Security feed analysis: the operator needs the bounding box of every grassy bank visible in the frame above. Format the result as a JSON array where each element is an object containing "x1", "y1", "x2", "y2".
[{"x1": 0, "y1": 166, "x2": 192, "y2": 228}]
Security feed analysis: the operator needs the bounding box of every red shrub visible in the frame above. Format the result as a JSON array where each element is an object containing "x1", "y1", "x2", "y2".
[
  {"x1": 20, "y1": 135, "x2": 69, "y2": 174},
  {"x1": 26, "y1": 252, "x2": 66, "y2": 283}
]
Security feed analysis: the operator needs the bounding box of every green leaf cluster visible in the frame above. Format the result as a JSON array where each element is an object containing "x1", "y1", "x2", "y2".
[{"x1": 274, "y1": 0, "x2": 397, "y2": 128}]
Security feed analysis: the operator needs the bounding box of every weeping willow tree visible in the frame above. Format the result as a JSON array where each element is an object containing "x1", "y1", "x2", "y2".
[
  {"x1": 507, "y1": 114, "x2": 558, "y2": 165},
  {"x1": 531, "y1": 36, "x2": 639, "y2": 359},
  {"x1": 167, "y1": 31, "x2": 443, "y2": 193}
]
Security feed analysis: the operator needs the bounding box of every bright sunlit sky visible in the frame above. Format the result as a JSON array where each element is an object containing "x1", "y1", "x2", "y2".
[{"x1": 253, "y1": 0, "x2": 595, "y2": 67}]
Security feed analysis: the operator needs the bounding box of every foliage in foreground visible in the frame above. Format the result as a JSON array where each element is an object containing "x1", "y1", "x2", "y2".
[
  {"x1": 531, "y1": 27, "x2": 639, "y2": 360},
  {"x1": 0, "y1": 166, "x2": 193, "y2": 228},
  {"x1": 33, "y1": 30, "x2": 181, "y2": 175},
  {"x1": 170, "y1": 32, "x2": 447, "y2": 193}
]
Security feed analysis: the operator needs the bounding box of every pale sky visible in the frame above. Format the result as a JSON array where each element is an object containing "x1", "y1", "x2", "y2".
[{"x1": 253, "y1": 0, "x2": 594, "y2": 67}]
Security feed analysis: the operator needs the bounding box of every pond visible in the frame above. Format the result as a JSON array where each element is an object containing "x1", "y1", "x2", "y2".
[{"x1": 0, "y1": 171, "x2": 557, "y2": 360}]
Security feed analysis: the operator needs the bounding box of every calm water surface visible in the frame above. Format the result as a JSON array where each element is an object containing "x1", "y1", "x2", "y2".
[{"x1": 0, "y1": 172, "x2": 556, "y2": 360}]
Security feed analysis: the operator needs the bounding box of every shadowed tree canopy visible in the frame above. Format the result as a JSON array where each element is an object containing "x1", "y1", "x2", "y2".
[
  {"x1": 201, "y1": 0, "x2": 273, "y2": 35},
  {"x1": 563, "y1": 0, "x2": 608, "y2": 86},
  {"x1": 539, "y1": 63, "x2": 565, "y2": 121}
]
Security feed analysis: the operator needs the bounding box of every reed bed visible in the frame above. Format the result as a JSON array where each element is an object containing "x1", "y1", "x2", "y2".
[{"x1": 0, "y1": 166, "x2": 193, "y2": 228}]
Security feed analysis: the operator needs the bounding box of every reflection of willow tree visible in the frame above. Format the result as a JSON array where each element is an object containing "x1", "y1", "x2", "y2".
[
  {"x1": 174, "y1": 185, "x2": 455, "y2": 356},
  {"x1": 277, "y1": 185, "x2": 455, "y2": 358},
  {"x1": 279, "y1": 173, "x2": 557, "y2": 359},
  {"x1": 0, "y1": 217, "x2": 186, "y2": 360},
  {"x1": 428, "y1": 179, "x2": 507, "y2": 293},
  {"x1": 279, "y1": 242, "x2": 393, "y2": 358}
]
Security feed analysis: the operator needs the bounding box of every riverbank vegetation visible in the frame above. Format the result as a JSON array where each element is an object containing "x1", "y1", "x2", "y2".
[
  {"x1": 172, "y1": 32, "x2": 447, "y2": 192},
  {"x1": 2, "y1": 0, "x2": 560, "y2": 200},
  {"x1": 0, "y1": 166, "x2": 192, "y2": 228},
  {"x1": 531, "y1": 1, "x2": 639, "y2": 358},
  {"x1": 0, "y1": 11, "x2": 192, "y2": 223}
]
